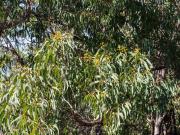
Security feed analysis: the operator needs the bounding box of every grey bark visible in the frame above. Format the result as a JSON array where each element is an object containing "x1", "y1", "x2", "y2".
[{"x1": 154, "y1": 113, "x2": 166, "y2": 135}]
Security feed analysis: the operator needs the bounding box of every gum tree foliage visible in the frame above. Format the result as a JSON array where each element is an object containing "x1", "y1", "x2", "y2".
[
  {"x1": 0, "y1": 0, "x2": 179, "y2": 134},
  {"x1": 0, "y1": 30, "x2": 170, "y2": 134}
]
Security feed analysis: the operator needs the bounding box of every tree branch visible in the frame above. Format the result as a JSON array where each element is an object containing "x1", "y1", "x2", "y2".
[
  {"x1": 1, "y1": 37, "x2": 26, "y2": 65},
  {"x1": 63, "y1": 98, "x2": 102, "y2": 127}
]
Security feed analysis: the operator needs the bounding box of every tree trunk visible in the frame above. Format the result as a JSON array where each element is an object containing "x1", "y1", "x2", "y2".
[
  {"x1": 171, "y1": 108, "x2": 177, "y2": 135},
  {"x1": 163, "y1": 124, "x2": 167, "y2": 135},
  {"x1": 162, "y1": 108, "x2": 177, "y2": 135},
  {"x1": 154, "y1": 113, "x2": 165, "y2": 135},
  {"x1": 151, "y1": 121, "x2": 155, "y2": 135},
  {"x1": 154, "y1": 122, "x2": 161, "y2": 135},
  {"x1": 149, "y1": 113, "x2": 155, "y2": 135}
]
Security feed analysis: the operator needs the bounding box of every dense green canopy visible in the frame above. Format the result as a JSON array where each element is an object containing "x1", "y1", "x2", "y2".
[{"x1": 0, "y1": 0, "x2": 179, "y2": 134}]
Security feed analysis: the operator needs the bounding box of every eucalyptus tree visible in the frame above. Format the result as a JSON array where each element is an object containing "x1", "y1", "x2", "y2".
[
  {"x1": 0, "y1": 30, "x2": 155, "y2": 134},
  {"x1": 0, "y1": 0, "x2": 179, "y2": 134}
]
